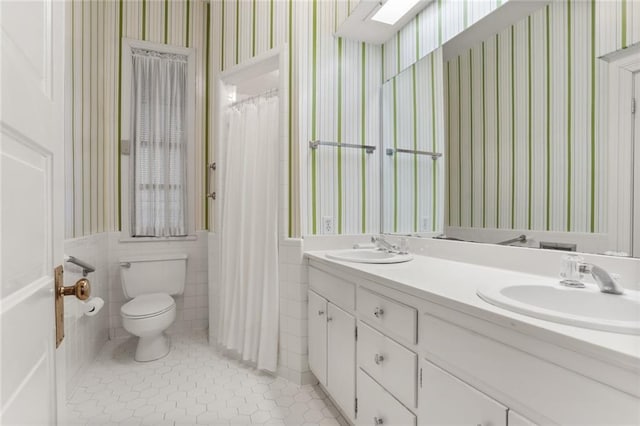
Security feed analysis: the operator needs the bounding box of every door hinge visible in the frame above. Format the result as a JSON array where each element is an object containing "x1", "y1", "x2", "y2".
[
  {"x1": 355, "y1": 398, "x2": 358, "y2": 415},
  {"x1": 633, "y1": 97, "x2": 636, "y2": 115},
  {"x1": 419, "y1": 367, "x2": 423, "y2": 388},
  {"x1": 355, "y1": 326, "x2": 358, "y2": 341}
]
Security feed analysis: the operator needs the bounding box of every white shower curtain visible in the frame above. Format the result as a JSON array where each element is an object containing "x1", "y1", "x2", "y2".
[{"x1": 218, "y1": 94, "x2": 279, "y2": 372}]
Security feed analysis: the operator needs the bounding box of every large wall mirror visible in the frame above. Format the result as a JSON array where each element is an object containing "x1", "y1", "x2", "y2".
[
  {"x1": 381, "y1": 50, "x2": 445, "y2": 235},
  {"x1": 381, "y1": 1, "x2": 640, "y2": 258}
]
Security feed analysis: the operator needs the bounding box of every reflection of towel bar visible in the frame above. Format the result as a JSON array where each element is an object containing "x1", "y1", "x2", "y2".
[
  {"x1": 65, "y1": 255, "x2": 96, "y2": 277},
  {"x1": 309, "y1": 140, "x2": 376, "y2": 154},
  {"x1": 385, "y1": 148, "x2": 442, "y2": 160},
  {"x1": 497, "y1": 234, "x2": 527, "y2": 245}
]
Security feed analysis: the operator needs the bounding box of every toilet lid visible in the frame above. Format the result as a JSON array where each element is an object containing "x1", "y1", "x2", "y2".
[{"x1": 121, "y1": 293, "x2": 175, "y2": 318}]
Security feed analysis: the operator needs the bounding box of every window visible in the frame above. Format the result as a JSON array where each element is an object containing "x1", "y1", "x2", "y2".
[{"x1": 121, "y1": 39, "x2": 195, "y2": 239}]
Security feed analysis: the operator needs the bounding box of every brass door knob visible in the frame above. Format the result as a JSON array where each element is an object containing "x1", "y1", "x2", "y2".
[{"x1": 59, "y1": 278, "x2": 91, "y2": 300}]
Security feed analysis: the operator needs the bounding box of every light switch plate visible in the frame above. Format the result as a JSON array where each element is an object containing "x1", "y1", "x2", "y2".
[{"x1": 121, "y1": 139, "x2": 131, "y2": 155}]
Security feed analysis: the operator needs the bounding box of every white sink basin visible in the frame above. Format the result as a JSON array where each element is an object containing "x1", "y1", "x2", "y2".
[
  {"x1": 326, "y1": 249, "x2": 413, "y2": 264},
  {"x1": 477, "y1": 284, "x2": 640, "y2": 334}
]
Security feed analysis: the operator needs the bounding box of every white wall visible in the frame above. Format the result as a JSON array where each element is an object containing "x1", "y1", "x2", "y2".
[
  {"x1": 107, "y1": 231, "x2": 209, "y2": 340},
  {"x1": 63, "y1": 233, "x2": 110, "y2": 395}
]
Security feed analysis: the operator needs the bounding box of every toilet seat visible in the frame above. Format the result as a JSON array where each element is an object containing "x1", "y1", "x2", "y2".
[{"x1": 121, "y1": 293, "x2": 175, "y2": 319}]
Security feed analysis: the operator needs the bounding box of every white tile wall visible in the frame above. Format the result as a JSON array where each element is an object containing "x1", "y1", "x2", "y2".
[
  {"x1": 276, "y1": 239, "x2": 315, "y2": 385},
  {"x1": 63, "y1": 233, "x2": 110, "y2": 395},
  {"x1": 108, "y1": 231, "x2": 210, "y2": 340}
]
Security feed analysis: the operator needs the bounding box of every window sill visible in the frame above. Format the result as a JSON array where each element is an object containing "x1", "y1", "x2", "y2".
[{"x1": 118, "y1": 234, "x2": 199, "y2": 243}]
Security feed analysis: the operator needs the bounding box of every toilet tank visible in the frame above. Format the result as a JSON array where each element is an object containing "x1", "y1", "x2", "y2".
[{"x1": 119, "y1": 253, "x2": 187, "y2": 298}]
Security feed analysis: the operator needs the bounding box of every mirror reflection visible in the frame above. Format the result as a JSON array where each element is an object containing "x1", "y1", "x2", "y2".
[
  {"x1": 381, "y1": 50, "x2": 445, "y2": 235},
  {"x1": 382, "y1": 2, "x2": 640, "y2": 257}
]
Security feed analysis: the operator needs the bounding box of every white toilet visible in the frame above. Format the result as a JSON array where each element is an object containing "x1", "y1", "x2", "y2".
[{"x1": 119, "y1": 253, "x2": 187, "y2": 361}]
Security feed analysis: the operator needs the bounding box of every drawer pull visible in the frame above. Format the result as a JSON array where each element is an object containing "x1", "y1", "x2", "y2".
[
  {"x1": 374, "y1": 416, "x2": 384, "y2": 425},
  {"x1": 374, "y1": 307, "x2": 384, "y2": 318},
  {"x1": 318, "y1": 310, "x2": 325, "y2": 316},
  {"x1": 374, "y1": 354, "x2": 385, "y2": 365},
  {"x1": 327, "y1": 316, "x2": 333, "y2": 322}
]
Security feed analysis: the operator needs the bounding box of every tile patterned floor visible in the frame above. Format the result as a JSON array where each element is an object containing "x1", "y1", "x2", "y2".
[{"x1": 66, "y1": 332, "x2": 347, "y2": 425}]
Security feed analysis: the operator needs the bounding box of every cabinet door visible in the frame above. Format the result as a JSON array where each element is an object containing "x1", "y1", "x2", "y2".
[
  {"x1": 308, "y1": 290, "x2": 328, "y2": 385},
  {"x1": 419, "y1": 358, "x2": 507, "y2": 426},
  {"x1": 327, "y1": 302, "x2": 356, "y2": 422}
]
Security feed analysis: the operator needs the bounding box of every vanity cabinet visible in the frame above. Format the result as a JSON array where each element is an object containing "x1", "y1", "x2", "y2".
[
  {"x1": 418, "y1": 358, "x2": 507, "y2": 426},
  {"x1": 327, "y1": 302, "x2": 356, "y2": 420},
  {"x1": 307, "y1": 259, "x2": 638, "y2": 426},
  {"x1": 308, "y1": 290, "x2": 328, "y2": 385},
  {"x1": 308, "y1": 289, "x2": 356, "y2": 422}
]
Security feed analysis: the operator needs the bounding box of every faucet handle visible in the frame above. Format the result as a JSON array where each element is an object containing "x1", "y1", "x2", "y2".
[
  {"x1": 398, "y1": 238, "x2": 409, "y2": 255},
  {"x1": 560, "y1": 254, "x2": 585, "y2": 288}
]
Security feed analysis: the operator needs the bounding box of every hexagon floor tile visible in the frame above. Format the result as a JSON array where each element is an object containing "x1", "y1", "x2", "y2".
[{"x1": 66, "y1": 331, "x2": 348, "y2": 426}]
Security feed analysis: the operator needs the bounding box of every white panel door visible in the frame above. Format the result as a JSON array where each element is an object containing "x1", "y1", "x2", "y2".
[
  {"x1": 419, "y1": 358, "x2": 507, "y2": 426},
  {"x1": 308, "y1": 290, "x2": 328, "y2": 385},
  {"x1": 1, "y1": 0, "x2": 66, "y2": 424},
  {"x1": 327, "y1": 302, "x2": 356, "y2": 423}
]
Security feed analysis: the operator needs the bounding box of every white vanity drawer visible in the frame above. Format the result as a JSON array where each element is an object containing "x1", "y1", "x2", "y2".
[
  {"x1": 358, "y1": 322, "x2": 417, "y2": 409},
  {"x1": 357, "y1": 287, "x2": 417, "y2": 344},
  {"x1": 357, "y1": 368, "x2": 416, "y2": 426},
  {"x1": 309, "y1": 267, "x2": 355, "y2": 312}
]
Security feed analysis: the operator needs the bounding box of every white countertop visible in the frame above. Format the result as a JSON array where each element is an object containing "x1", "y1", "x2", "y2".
[{"x1": 305, "y1": 250, "x2": 640, "y2": 372}]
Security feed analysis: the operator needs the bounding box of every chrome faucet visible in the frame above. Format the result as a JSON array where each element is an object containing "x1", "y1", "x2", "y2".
[
  {"x1": 578, "y1": 263, "x2": 625, "y2": 295},
  {"x1": 371, "y1": 235, "x2": 397, "y2": 252},
  {"x1": 371, "y1": 235, "x2": 408, "y2": 254},
  {"x1": 560, "y1": 255, "x2": 624, "y2": 295}
]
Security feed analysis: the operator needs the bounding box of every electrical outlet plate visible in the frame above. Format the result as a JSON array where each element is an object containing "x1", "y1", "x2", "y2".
[
  {"x1": 322, "y1": 216, "x2": 334, "y2": 234},
  {"x1": 421, "y1": 216, "x2": 431, "y2": 232}
]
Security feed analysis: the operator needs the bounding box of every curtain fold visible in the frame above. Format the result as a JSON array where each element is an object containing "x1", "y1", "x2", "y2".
[
  {"x1": 131, "y1": 48, "x2": 187, "y2": 237},
  {"x1": 218, "y1": 94, "x2": 280, "y2": 372}
]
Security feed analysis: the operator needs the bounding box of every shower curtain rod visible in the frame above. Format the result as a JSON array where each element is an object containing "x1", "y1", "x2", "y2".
[{"x1": 227, "y1": 88, "x2": 278, "y2": 108}]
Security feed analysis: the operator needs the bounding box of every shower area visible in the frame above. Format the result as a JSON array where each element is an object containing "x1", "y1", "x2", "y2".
[{"x1": 209, "y1": 49, "x2": 288, "y2": 373}]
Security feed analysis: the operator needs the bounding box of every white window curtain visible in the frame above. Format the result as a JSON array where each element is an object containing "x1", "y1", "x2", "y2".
[
  {"x1": 218, "y1": 93, "x2": 279, "y2": 372},
  {"x1": 131, "y1": 48, "x2": 187, "y2": 237}
]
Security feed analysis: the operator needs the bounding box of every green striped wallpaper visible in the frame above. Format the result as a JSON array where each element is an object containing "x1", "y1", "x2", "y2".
[
  {"x1": 212, "y1": 0, "x2": 380, "y2": 236},
  {"x1": 381, "y1": 50, "x2": 445, "y2": 234},
  {"x1": 382, "y1": 0, "x2": 510, "y2": 82},
  {"x1": 66, "y1": 0, "x2": 211, "y2": 238},
  {"x1": 445, "y1": 0, "x2": 640, "y2": 234},
  {"x1": 302, "y1": 1, "x2": 382, "y2": 235},
  {"x1": 65, "y1": 0, "x2": 639, "y2": 238}
]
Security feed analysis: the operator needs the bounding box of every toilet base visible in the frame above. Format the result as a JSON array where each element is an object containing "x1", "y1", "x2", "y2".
[{"x1": 135, "y1": 333, "x2": 170, "y2": 362}]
